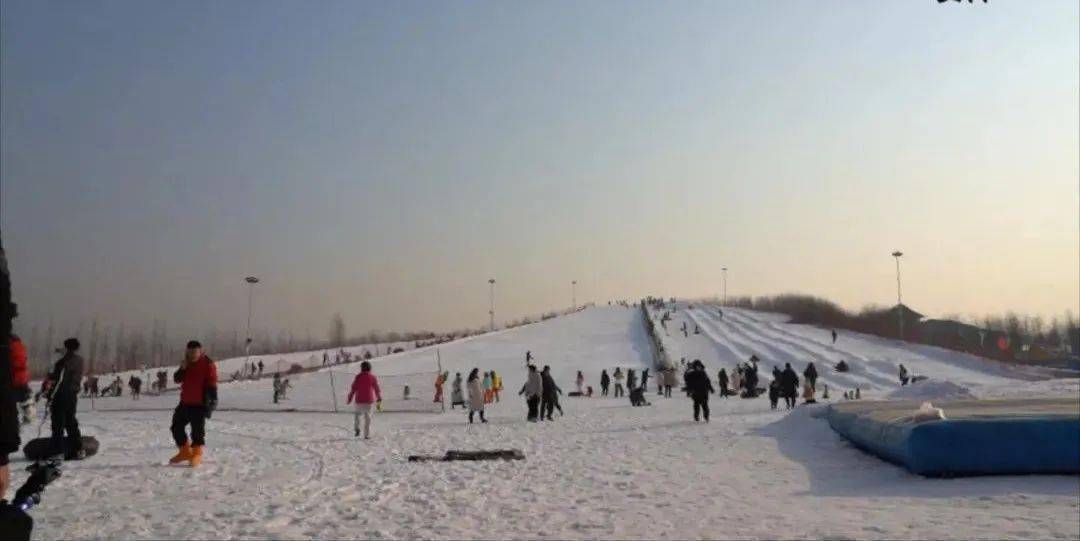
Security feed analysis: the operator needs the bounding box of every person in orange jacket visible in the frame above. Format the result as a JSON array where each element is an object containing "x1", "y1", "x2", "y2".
[{"x1": 168, "y1": 340, "x2": 217, "y2": 467}]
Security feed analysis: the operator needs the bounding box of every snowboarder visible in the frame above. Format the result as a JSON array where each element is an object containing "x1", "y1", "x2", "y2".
[
  {"x1": 684, "y1": 360, "x2": 715, "y2": 422},
  {"x1": 780, "y1": 363, "x2": 799, "y2": 410},
  {"x1": 346, "y1": 361, "x2": 381, "y2": 438},
  {"x1": 612, "y1": 368, "x2": 625, "y2": 398},
  {"x1": 519, "y1": 365, "x2": 543, "y2": 421},
  {"x1": 168, "y1": 340, "x2": 218, "y2": 467},
  {"x1": 803, "y1": 362, "x2": 818, "y2": 392},
  {"x1": 575, "y1": 371, "x2": 585, "y2": 394},
  {"x1": 831, "y1": 329, "x2": 838, "y2": 344},
  {"x1": 46, "y1": 338, "x2": 85, "y2": 459},
  {"x1": 466, "y1": 368, "x2": 487, "y2": 424},
  {"x1": 599, "y1": 369, "x2": 610, "y2": 396},
  {"x1": 450, "y1": 373, "x2": 465, "y2": 409},
  {"x1": 717, "y1": 368, "x2": 729, "y2": 398},
  {"x1": 539, "y1": 366, "x2": 562, "y2": 420},
  {"x1": 898, "y1": 364, "x2": 909, "y2": 386}
]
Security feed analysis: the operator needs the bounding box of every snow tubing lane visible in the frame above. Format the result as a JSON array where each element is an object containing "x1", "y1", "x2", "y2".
[{"x1": 826, "y1": 398, "x2": 1080, "y2": 477}]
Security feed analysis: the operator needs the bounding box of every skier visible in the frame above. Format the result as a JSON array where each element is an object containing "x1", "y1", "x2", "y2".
[
  {"x1": 346, "y1": 361, "x2": 381, "y2": 438},
  {"x1": 898, "y1": 364, "x2": 909, "y2": 386},
  {"x1": 831, "y1": 329, "x2": 838, "y2": 344},
  {"x1": 539, "y1": 366, "x2": 562, "y2": 420},
  {"x1": 519, "y1": 364, "x2": 543, "y2": 422},
  {"x1": 491, "y1": 370, "x2": 502, "y2": 403},
  {"x1": 612, "y1": 368, "x2": 625, "y2": 398},
  {"x1": 717, "y1": 368, "x2": 729, "y2": 398},
  {"x1": 599, "y1": 369, "x2": 611, "y2": 396},
  {"x1": 46, "y1": 338, "x2": 85, "y2": 459},
  {"x1": 450, "y1": 373, "x2": 465, "y2": 409},
  {"x1": 466, "y1": 369, "x2": 487, "y2": 424},
  {"x1": 168, "y1": 340, "x2": 218, "y2": 467},
  {"x1": 575, "y1": 371, "x2": 585, "y2": 394},
  {"x1": 780, "y1": 363, "x2": 799, "y2": 410},
  {"x1": 803, "y1": 362, "x2": 818, "y2": 392},
  {"x1": 684, "y1": 360, "x2": 714, "y2": 422}
]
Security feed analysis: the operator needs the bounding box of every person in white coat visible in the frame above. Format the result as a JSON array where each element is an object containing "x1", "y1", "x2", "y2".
[{"x1": 466, "y1": 368, "x2": 487, "y2": 424}]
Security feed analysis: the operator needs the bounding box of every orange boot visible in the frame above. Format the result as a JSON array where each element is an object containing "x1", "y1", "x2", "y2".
[
  {"x1": 189, "y1": 445, "x2": 204, "y2": 467},
  {"x1": 169, "y1": 443, "x2": 192, "y2": 464}
]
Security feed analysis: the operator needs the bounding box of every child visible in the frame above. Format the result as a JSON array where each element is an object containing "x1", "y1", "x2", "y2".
[{"x1": 768, "y1": 379, "x2": 780, "y2": 411}]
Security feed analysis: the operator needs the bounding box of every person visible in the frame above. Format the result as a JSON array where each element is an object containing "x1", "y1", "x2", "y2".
[
  {"x1": 575, "y1": 371, "x2": 584, "y2": 394},
  {"x1": 466, "y1": 369, "x2": 487, "y2": 424},
  {"x1": 46, "y1": 338, "x2": 85, "y2": 459},
  {"x1": 482, "y1": 371, "x2": 493, "y2": 404},
  {"x1": 640, "y1": 368, "x2": 649, "y2": 392},
  {"x1": 718, "y1": 308, "x2": 723, "y2": 320},
  {"x1": 450, "y1": 372, "x2": 465, "y2": 409},
  {"x1": 129, "y1": 375, "x2": 142, "y2": 400},
  {"x1": 272, "y1": 373, "x2": 283, "y2": 403},
  {"x1": 519, "y1": 365, "x2": 543, "y2": 422},
  {"x1": 9, "y1": 334, "x2": 30, "y2": 425},
  {"x1": 433, "y1": 371, "x2": 447, "y2": 403},
  {"x1": 322, "y1": 351, "x2": 329, "y2": 366},
  {"x1": 772, "y1": 366, "x2": 783, "y2": 382},
  {"x1": 346, "y1": 361, "x2": 381, "y2": 438},
  {"x1": 491, "y1": 370, "x2": 502, "y2": 402},
  {"x1": 768, "y1": 378, "x2": 781, "y2": 410},
  {"x1": 525, "y1": 350, "x2": 532, "y2": 364},
  {"x1": 831, "y1": 329, "x2": 838, "y2": 344},
  {"x1": 1, "y1": 249, "x2": 24, "y2": 525},
  {"x1": 539, "y1": 366, "x2": 563, "y2": 420},
  {"x1": 780, "y1": 363, "x2": 799, "y2": 410},
  {"x1": 898, "y1": 364, "x2": 909, "y2": 386},
  {"x1": 257, "y1": 360, "x2": 264, "y2": 377},
  {"x1": 684, "y1": 360, "x2": 714, "y2": 422},
  {"x1": 613, "y1": 367, "x2": 625, "y2": 398},
  {"x1": 168, "y1": 340, "x2": 218, "y2": 467},
  {"x1": 599, "y1": 369, "x2": 610, "y2": 397},
  {"x1": 156, "y1": 371, "x2": 167, "y2": 394},
  {"x1": 802, "y1": 378, "x2": 816, "y2": 404},
  {"x1": 664, "y1": 365, "x2": 677, "y2": 398},
  {"x1": 717, "y1": 368, "x2": 729, "y2": 398},
  {"x1": 835, "y1": 360, "x2": 849, "y2": 372},
  {"x1": 731, "y1": 365, "x2": 742, "y2": 394},
  {"x1": 626, "y1": 369, "x2": 637, "y2": 392},
  {"x1": 855, "y1": 387, "x2": 861, "y2": 400},
  {"x1": 804, "y1": 362, "x2": 818, "y2": 392}
]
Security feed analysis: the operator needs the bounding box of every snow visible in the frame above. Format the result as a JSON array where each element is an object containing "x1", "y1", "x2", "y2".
[
  {"x1": 887, "y1": 380, "x2": 976, "y2": 401},
  {"x1": 11, "y1": 305, "x2": 1079, "y2": 540}
]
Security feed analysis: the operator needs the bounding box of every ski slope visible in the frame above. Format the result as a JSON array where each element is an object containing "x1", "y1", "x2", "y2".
[{"x1": 11, "y1": 305, "x2": 1078, "y2": 540}]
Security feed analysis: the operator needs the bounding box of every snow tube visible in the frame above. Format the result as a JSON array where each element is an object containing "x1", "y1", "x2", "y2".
[{"x1": 827, "y1": 398, "x2": 1080, "y2": 477}]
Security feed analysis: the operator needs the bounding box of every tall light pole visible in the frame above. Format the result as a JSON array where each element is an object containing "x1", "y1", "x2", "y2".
[
  {"x1": 571, "y1": 280, "x2": 577, "y2": 311},
  {"x1": 891, "y1": 251, "x2": 903, "y2": 340},
  {"x1": 244, "y1": 276, "x2": 259, "y2": 360},
  {"x1": 721, "y1": 267, "x2": 728, "y2": 305},
  {"x1": 488, "y1": 278, "x2": 496, "y2": 332}
]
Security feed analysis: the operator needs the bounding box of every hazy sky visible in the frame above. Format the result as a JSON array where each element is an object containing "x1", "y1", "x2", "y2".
[{"x1": 2, "y1": 1, "x2": 1078, "y2": 341}]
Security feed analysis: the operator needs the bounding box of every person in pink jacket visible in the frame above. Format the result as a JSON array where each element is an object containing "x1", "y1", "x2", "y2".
[{"x1": 346, "y1": 361, "x2": 381, "y2": 439}]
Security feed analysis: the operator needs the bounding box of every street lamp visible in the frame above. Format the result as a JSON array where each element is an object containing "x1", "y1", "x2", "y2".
[
  {"x1": 721, "y1": 267, "x2": 728, "y2": 305},
  {"x1": 488, "y1": 278, "x2": 496, "y2": 332},
  {"x1": 571, "y1": 280, "x2": 577, "y2": 311},
  {"x1": 891, "y1": 251, "x2": 903, "y2": 340},
  {"x1": 244, "y1": 276, "x2": 259, "y2": 359}
]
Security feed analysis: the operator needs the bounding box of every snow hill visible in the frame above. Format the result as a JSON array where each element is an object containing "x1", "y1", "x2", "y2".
[{"x1": 14, "y1": 305, "x2": 1077, "y2": 540}]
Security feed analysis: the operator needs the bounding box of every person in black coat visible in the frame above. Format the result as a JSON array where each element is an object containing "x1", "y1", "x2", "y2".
[
  {"x1": 717, "y1": 368, "x2": 729, "y2": 398},
  {"x1": 626, "y1": 369, "x2": 637, "y2": 392},
  {"x1": 803, "y1": 362, "x2": 818, "y2": 391},
  {"x1": 684, "y1": 360, "x2": 715, "y2": 422},
  {"x1": 539, "y1": 366, "x2": 562, "y2": 421},
  {"x1": 47, "y1": 338, "x2": 85, "y2": 458},
  {"x1": 599, "y1": 369, "x2": 610, "y2": 396},
  {"x1": 780, "y1": 363, "x2": 800, "y2": 410}
]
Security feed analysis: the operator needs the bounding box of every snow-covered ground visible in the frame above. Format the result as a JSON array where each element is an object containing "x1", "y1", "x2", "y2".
[{"x1": 11, "y1": 305, "x2": 1079, "y2": 540}]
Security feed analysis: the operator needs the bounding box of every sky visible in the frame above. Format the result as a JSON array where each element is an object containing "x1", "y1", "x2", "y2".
[{"x1": 2, "y1": 0, "x2": 1078, "y2": 344}]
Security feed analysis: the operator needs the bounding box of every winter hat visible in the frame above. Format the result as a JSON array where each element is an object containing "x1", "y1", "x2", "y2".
[
  {"x1": 186, "y1": 340, "x2": 202, "y2": 349},
  {"x1": 63, "y1": 337, "x2": 80, "y2": 351}
]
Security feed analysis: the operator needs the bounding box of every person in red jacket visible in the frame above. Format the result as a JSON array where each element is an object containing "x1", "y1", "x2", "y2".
[
  {"x1": 8, "y1": 334, "x2": 30, "y2": 424},
  {"x1": 346, "y1": 361, "x2": 381, "y2": 439},
  {"x1": 168, "y1": 340, "x2": 217, "y2": 467}
]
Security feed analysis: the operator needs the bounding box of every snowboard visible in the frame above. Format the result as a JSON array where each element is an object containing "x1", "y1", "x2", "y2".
[{"x1": 23, "y1": 436, "x2": 99, "y2": 461}]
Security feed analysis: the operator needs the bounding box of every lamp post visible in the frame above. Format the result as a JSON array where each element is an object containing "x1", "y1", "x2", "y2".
[
  {"x1": 488, "y1": 278, "x2": 496, "y2": 332},
  {"x1": 571, "y1": 280, "x2": 577, "y2": 311},
  {"x1": 244, "y1": 276, "x2": 259, "y2": 362},
  {"x1": 891, "y1": 251, "x2": 903, "y2": 340},
  {"x1": 721, "y1": 267, "x2": 728, "y2": 305}
]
